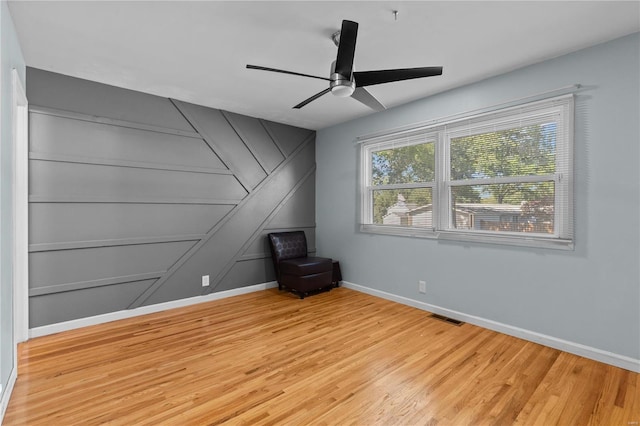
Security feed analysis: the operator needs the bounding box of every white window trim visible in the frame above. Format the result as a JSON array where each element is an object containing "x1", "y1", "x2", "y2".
[{"x1": 359, "y1": 94, "x2": 574, "y2": 250}]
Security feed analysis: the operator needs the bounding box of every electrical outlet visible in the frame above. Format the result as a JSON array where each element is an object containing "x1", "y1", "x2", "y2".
[
  {"x1": 419, "y1": 280, "x2": 426, "y2": 294},
  {"x1": 202, "y1": 275, "x2": 210, "y2": 287}
]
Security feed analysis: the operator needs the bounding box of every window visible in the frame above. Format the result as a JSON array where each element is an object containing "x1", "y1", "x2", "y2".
[
  {"x1": 369, "y1": 135, "x2": 436, "y2": 229},
  {"x1": 360, "y1": 95, "x2": 574, "y2": 249}
]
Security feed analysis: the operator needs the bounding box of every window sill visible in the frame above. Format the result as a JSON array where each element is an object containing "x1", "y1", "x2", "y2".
[
  {"x1": 360, "y1": 224, "x2": 574, "y2": 250},
  {"x1": 360, "y1": 224, "x2": 438, "y2": 239}
]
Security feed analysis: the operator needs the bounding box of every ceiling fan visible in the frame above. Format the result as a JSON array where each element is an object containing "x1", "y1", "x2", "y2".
[{"x1": 246, "y1": 19, "x2": 443, "y2": 111}]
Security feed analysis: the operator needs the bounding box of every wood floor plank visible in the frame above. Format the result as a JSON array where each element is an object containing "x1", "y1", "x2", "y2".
[{"x1": 4, "y1": 288, "x2": 639, "y2": 425}]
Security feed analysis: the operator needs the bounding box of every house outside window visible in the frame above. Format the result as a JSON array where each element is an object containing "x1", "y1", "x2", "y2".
[{"x1": 360, "y1": 94, "x2": 574, "y2": 249}]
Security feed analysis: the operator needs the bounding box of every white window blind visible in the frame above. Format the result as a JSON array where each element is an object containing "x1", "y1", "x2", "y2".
[{"x1": 360, "y1": 94, "x2": 574, "y2": 249}]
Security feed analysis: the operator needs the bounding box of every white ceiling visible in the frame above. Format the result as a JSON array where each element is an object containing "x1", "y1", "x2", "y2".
[{"x1": 8, "y1": 1, "x2": 640, "y2": 130}]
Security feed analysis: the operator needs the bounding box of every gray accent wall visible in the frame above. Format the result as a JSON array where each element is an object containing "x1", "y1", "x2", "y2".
[
  {"x1": 316, "y1": 33, "x2": 640, "y2": 362},
  {"x1": 27, "y1": 68, "x2": 316, "y2": 328}
]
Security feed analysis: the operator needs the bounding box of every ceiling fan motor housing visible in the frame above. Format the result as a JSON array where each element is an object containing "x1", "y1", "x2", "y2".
[{"x1": 329, "y1": 60, "x2": 355, "y2": 97}]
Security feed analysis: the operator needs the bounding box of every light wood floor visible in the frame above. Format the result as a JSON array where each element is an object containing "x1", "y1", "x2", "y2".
[{"x1": 4, "y1": 287, "x2": 638, "y2": 425}]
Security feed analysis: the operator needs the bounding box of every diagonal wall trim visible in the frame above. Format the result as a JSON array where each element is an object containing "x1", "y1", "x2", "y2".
[
  {"x1": 128, "y1": 129, "x2": 316, "y2": 308},
  {"x1": 237, "y1": 254, "x2": 270, "y2": 262},
  {"x1": 237, "y1": 249, "x2": 316, "y2": 263},
  {"x1": 29, "y1": 234, "x2": 206, "y2": 252},
  {"x1": 264, "y1": 224, "x2": 317, "y2": 230},
  {"x1": 221, "y1": 110, "x2": 269, "y2": 176},
  {"x1": 261, "y1": 120, "x2": 287, "y2": 157},
  {"x1": 30, "y1": 152, "x2": 232, "y2": 175},
  {"x1": 205, "y1": 166, "x2": 315, "y2": 293},
  {"x1": 26, "y1": 69, "x2": 317, "y2": 328},
  {"x1": 30, "y1": 271, "x2": 164, "y2": 296},
  {"x1": 29, "y1": 195, "x2": 242, "y2": 205},
  {"x1": 170, "y1": 99, "x2": 253, "y2": 193},
  {"x1": 30, "y1": 105, "x2": 202, "y2": 139}
]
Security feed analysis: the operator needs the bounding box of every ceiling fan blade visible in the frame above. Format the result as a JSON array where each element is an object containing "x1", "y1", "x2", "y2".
[
  {"x1": 293, "y1": 87, "x2": 332, "y2": 109},
  {"x1": 246, "y1": 65, "x2": 330, "y2": 82},
  {"x1": 334, "y1": 20, "x2": 358, "y2": 78},
  {"x1": 354, "y1": 67, "x2": 443, "y2": 87},
  {"x1": 351, "y1": 87, "x2": 386, "y2": 111}
]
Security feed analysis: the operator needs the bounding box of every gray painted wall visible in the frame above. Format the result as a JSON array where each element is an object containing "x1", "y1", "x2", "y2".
[
  {"x1": 0, "y1": 0, "x2": 26, "y2": 406},
  {"x1": 316, "y1": 33, "x2": 640, "y2": 361},
  {"x1": 27, "y1": 68, "x2": 316, "y2": 328}
]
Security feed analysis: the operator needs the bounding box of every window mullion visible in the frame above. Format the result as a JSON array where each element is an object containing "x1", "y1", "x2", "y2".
[
  {"x1": 360, "y1": 146, "x2": 373, "y2": 225},
  {"x1": 436, "y1": 130, "x2": 449, "y2": 232}
]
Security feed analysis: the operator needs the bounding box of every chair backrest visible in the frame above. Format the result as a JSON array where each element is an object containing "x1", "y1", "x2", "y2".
[
  {"x1": 267, "y1": 231, "x2": 308, "y2": 278},
  {"x1": 268, "y1": 231, "x2": 308, "y2": 261}
]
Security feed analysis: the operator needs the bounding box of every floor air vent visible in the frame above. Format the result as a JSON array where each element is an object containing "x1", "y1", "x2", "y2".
[{"x1": 430, "y1": 313, "x2": 464, "y2": 326}]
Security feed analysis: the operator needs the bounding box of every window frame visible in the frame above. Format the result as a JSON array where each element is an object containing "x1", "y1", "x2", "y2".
[
  {"x1": 363, "y1": 133, "x2": 439, "y2": 233},
  {"x1": 359, "y1": 94, "x2": 574, "y2": 250}
]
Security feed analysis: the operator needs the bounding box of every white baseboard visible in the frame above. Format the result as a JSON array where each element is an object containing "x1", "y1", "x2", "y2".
[
  {"x1": 27, "y1": 279, "x2": 640, "y2": 373},
  {"x1": 0, "y1": 366, "x2": 17, "y2": 424},
  {"x1": 342, "y1": 281, "x2": 640, "y2": 373},
  {"x1": 29, "y1": 282, "x2": 278, "y2": 339}
]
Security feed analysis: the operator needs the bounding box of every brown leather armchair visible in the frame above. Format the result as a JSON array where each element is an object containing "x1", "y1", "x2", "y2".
[{"x1": 268, "y1": 231, "x2": 333, "y2": 299}]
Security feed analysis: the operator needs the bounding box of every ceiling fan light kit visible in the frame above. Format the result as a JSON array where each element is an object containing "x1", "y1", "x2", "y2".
[
  {"x1": 329, "y1": 60, "x2": 355, "y2": 97},
  {"x1": 247, "y1": 19, "x2": 443, "y2": 110}
]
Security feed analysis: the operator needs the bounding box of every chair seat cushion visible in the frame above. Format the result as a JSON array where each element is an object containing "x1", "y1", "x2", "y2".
[{"x1": 280, "y1": 256, "x2": 332, "y2": 276}]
